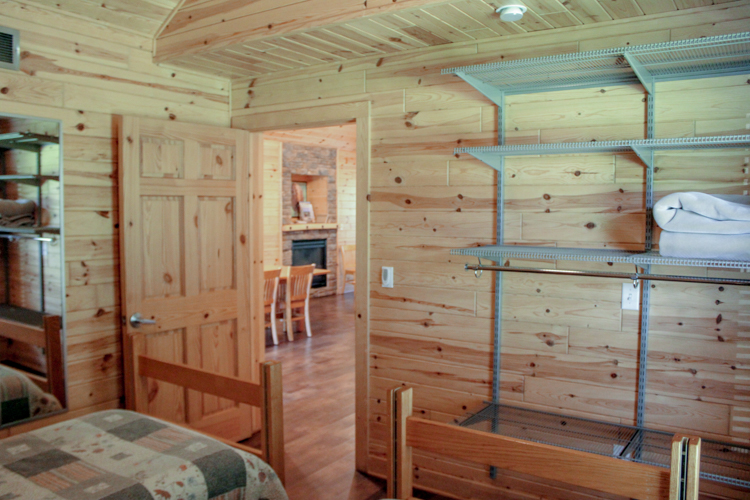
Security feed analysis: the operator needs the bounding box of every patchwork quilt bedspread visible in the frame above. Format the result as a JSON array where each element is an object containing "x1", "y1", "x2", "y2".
[
  {"x1": 0, "y1": 365, "x2": 62, "y2": 426},
  {"x1": 0, "y1": 410, "x2": 288, "y2": 500}
]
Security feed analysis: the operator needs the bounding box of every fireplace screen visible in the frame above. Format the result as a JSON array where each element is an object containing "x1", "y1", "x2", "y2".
[{"x1": 292, "y1": 239, "x2": 327, "y2": 288}]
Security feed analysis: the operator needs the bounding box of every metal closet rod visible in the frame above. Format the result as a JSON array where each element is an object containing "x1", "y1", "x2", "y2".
[
  {"x1": 465, "y1": 264, "x2": 750, "y2": 286},
  {"x1": 0, "y1": 233, "x2": 55, "y2": 243}
]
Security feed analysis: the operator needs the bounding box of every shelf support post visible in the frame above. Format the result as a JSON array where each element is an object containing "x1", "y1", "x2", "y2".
[
  {"x1": 489, "y1": 92, "x2": 506, "y2": 481},
  {"x1": 637, "y1": 266, "x2": 651, "y2": 430},
  {"x1": 493, "y1": 91, "x2": 506, "y2": 404},
  {"x1": 37, "y1": 143, "x2": 45, "y2": 313}
]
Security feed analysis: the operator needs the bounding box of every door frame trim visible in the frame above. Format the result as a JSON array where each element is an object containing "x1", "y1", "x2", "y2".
[{"x1": 232, "y1": 101, "x2": 371, "y2": 472}]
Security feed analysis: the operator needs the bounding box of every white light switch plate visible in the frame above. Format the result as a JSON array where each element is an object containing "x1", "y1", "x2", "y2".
[
  {"x1": 381, "y1": 266, "x2": 394, "y2": 288},
  {"x1": 621, "y1": 282, "x2": 640, "y2": 310}
]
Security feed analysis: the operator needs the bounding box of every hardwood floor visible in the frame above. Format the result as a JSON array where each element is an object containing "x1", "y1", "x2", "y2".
[
  {"x1": 249, "y1": 292, "x2": 386, "y2": 500},
  {"x1": 247, "y1": 292, "x2": 451, "y2": 500}
]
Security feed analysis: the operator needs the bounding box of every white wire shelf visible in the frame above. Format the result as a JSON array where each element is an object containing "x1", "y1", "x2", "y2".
[
  {"x1": 443, "y1": 32, "x2": 750, "y2": 99},
  {"x1": 0, "y1": 174, "x2": 60, "y2": 185},
  {"x1": 451, "y1": 245, "x2": 750, "y2": 270},
  {"x1": 458, "y1": 402, "x2": 750, "y2": 490},
  {"x1": 0, "y1": 132, "x2": 59, "y2": 153},
  {"x1": 456, "y1": 135, "x2": 750, "y2": 170}
]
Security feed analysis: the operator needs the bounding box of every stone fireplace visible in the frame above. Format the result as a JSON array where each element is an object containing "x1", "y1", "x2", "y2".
[{"x1": 281, "y1": 142, "x2": 338, "y2": 297}]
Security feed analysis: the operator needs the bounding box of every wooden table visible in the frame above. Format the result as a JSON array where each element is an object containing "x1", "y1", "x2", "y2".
[{"x1": 265, "y1": 266, "x2": 331, "y2": 283}]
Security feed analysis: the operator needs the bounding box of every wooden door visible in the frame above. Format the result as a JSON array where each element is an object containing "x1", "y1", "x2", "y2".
[{"x1": 118, "y1": 116, "x2": 264, "y2": 441}]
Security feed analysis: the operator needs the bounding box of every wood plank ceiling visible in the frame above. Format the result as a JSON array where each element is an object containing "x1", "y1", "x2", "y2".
[
  {"x1": 17, "y1": 0, "x2": 182, "y2": 37},
  {"x1": 157, "y1": 0, "x2": 737, "y2": 81},
  {"x1": 15, "y1": 0, "x2": 740, "y2": 81}
]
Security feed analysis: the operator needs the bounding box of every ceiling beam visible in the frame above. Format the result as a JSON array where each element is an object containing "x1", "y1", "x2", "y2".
[{"x1": 154, "y1": 0, "x2": 454, "y2": 62}]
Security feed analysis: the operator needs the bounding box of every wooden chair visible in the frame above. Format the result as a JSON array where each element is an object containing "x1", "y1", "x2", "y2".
[
  {"x1": 338, "y1": 244, "x2": 356, "y2": 294},
  {"x1": 283, "y1": 264, "x2": 315, "y2": 341},
  {"x1": 264, "y1": 268, "x2": 282, "y2": 345}
]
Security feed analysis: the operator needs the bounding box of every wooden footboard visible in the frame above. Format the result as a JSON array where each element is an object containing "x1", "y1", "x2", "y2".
[
  {"x1": 387, "y1": 387, "x2": 701, "y2": 500},
  {"x1": 138, "y1": 356, "x2": 285, "y2": 484},
  {"x1": 0, "y1": 309, "x2": 64, "y2": 407}
]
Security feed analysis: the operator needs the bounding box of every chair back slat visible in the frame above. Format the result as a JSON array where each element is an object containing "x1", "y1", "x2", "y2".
[
  {"x1": 264, "y1": 269, "x2": 281, "y2": 307},
  {"x1": 288, "y1": 264, "x2": 314, "y2": 302}
]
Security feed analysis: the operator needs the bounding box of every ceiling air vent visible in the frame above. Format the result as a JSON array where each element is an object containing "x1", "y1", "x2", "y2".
[{"x1": 0, "y1": 27, "x2": 20, "y2": 71}]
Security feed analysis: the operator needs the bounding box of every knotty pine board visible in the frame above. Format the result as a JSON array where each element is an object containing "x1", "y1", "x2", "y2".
[
  {"x1": 230, "y1": 5, "x2": 750, "y2": 499},
  {"x1": 262, "y1": 138, "x2": 283, "y2": 267},
  {"x1": 0, "y1": 3, "x2": 231, "y2": 431},
  {"x1": 337, "y1": 149, "x2": 357, "y2": 248}
]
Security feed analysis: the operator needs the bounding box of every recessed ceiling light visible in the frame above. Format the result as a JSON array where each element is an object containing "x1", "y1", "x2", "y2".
[{"x1": 496, "y1": 4, "x2": 527, "y2": 22}]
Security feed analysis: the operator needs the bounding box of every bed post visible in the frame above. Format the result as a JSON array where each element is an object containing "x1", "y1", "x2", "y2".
[
  {"x1": 43, "y1": 314, "x2": 65, "y2": 407},
  {"x1": 669, "y1": 434, "x2": 701, "y2": 500},
  {"x1": 261, "y1": 361, "x2": 285, "y2": 484},
  {"x1": 388, "y1": 386, "x2": 413, "y2": 499}
]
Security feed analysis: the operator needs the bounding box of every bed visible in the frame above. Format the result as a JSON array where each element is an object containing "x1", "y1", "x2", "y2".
[
  {"x1": 0, "y1": 307, "x2": 65, "y2": 408},
  {"x1": 0, "y1": 364, "x2": 62, "y2": 426},
  {"x1": 386, "y1": 387, "x2": 705, "y2": 500},
  {"x1": 0, "y1": 359, "x2": 287, "y2": 500}
]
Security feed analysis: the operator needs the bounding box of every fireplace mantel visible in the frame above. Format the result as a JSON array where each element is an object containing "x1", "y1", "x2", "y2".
[{"x1": 282, "y1": 223, "x2": 338, "y2": 232}]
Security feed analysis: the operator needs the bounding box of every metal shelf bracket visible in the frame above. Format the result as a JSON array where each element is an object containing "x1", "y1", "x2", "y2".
[
  {"x1": 455, "y1": 71, "x2": 506, "y2": 107},
  {"x1": 623, "y1": 53, "x2": 655, "y2": 95},
  {"x1": 630, "y1": 145, "x2": 654, "y2": 169}
]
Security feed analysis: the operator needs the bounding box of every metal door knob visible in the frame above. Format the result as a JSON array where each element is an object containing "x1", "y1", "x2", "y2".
[{"x1": 130, "y1": 313, "x2": 156, "y2": 328}]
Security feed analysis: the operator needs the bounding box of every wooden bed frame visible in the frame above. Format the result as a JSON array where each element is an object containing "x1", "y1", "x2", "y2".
[
  {"x1": 387, "y1": 387, "x2": 702, "y2": 500},
  {"x1": 137, "y1": 356, "x2": 285, "y2": 484},
  {"x1": 0, "y1": 310, "x2": 64, "y2": 407}
]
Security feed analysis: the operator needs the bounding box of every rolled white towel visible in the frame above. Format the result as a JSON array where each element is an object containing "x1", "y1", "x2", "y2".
[
  {"x1": 0, "y1": 198, "x2": 36, "y2": 217},
  {"x1": 659, "y1": 231, "x2": 750, "y2": 261},
  {"x1": 653, "y1": 192, "x2": 750, "y2": 234}
]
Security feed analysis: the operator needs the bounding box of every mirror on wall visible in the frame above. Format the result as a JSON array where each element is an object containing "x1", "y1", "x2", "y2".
[{"x1": 0, "y1": 112, "x2": 66, "y2": 427}]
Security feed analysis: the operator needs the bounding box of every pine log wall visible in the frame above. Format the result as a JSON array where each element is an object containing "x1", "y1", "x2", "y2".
[
  {"x1": 0, "y1": 2, "x2": 230, "y2": 437},
  {"x1": 230, "y1": 3, "x2": 750, "y2": 499}
]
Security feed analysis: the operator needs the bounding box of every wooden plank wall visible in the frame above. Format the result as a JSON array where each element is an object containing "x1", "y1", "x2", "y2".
[
  {"x1": 0, "y1": 2, "x2": 230, "y2": 437},
  {"x1": 262, "y1": 138, "x2": 283, "y2": 267},
  {"x1": 231, "y1": 2, "x2": 750, "y2": 499},
  {"x1": 337, "y1": 149, "x2": 357, "y2": 248}
]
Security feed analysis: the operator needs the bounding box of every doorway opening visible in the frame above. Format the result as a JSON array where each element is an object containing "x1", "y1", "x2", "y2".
[{"x1": 244, "y1": 122, "x2": 381, "y2": 498}]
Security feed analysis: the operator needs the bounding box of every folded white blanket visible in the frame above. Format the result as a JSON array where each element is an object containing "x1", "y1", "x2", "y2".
[
  {"x1": 0, "y1": 198, "x2": 35, "y2": 217},
  {"x1": 653, "y1": 192, "x2": 750, "y2": 234},
  {"x1": 659, "y1": 231, "x2": 750, "y2": 260},
  {"x1": 0, "y1": 199, "x2": 36, "y2": 228}
]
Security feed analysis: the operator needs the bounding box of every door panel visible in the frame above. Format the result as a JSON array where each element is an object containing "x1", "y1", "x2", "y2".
[{"x1": 119, "y1": 116, "x2": 263, "y2": 442}]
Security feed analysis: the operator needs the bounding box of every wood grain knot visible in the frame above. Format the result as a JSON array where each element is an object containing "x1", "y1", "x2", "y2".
[
  {"x1": 163, "y1": 273, "x2": 173, "y2": 284},
  {"x1": 0, "y1": 87, "x2": 8, "y2": 94},
  {"x1": 543, "y1": 194, "x2": 551, "y2": 200},
  {"x1": 585, "y1": 222, "x2": 596, "y2": 229}
]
